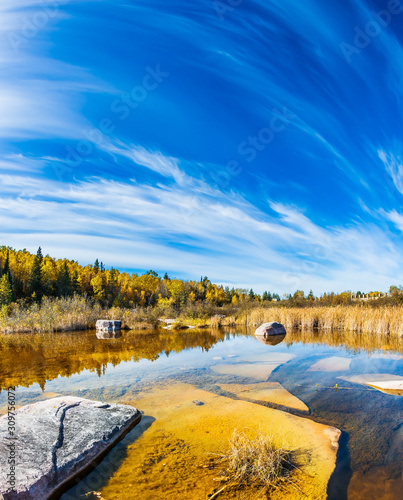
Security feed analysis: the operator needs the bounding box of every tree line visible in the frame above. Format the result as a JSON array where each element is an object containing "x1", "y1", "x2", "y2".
[
  {"x1": 0, "y1": 246, "x2": 280, "y2": 308},
  {"x1": 0, "y1": 245, "x2": 399, "y2": 309}
]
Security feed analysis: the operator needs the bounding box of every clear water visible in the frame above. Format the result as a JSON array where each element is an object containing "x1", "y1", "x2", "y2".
[{"x1": 0, "y1": 328, "x2": 402, "y2": 499}]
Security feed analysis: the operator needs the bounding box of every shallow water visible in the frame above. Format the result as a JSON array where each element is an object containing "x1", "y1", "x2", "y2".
[{"x1": 0, "y1": 328, "x2": 402, "y2": 499}]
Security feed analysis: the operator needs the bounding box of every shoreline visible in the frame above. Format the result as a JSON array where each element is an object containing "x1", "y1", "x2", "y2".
[{"x1": 2, "y1": 302, "x2": 403, "y2": 336}]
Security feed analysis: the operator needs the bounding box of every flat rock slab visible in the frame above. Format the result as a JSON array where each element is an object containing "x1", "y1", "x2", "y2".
[
  {"x1": 99, "y1": 382, "x2": 341, "y2": 500},
  {"x1": 0, "y1": 397, "x2": 141, "y2": 500},
  {"x1": 211, "y1": 361, "x2": 290, "y2": 381},
  {"x1": 236, "y1": 352, "x2": 295, "y2": 364},
  {"x1": 219, "y1": 382, "x2": 309, "y2": 413},
  {"x1": 339, "y1": 373, "x2": 403, "y2": 396},
  {"x1": 366, "y1": 380, "x2": 403, "y2": 396},
  {"x1": 308, "y1": 356, "x2": 352, "y2": 372}
]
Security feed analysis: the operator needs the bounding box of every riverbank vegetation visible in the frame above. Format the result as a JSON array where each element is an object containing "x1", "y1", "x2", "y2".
[{"x1": 1, "y1": 245, "x2": 403, "y2": 335}]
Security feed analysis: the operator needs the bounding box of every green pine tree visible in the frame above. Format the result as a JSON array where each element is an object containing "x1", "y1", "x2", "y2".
[
  {"x1": 71, "y1": 270, "x2": 80, "y2": 294},
  {"x1": 1, "y1": 249, "x2": 14, "y2": 299},
  {"x1": 57, "y1": 262, "x2": 72, "y2": 297},
  {"x1": 30, "y1": 247, "x2": 44, "y2": 302},
  {"x1": 2, "y1": 250, "x2": 10, "y2": 278},
  {"x1": 0, "y1": 274, "x2": 13, "y2": 305}
]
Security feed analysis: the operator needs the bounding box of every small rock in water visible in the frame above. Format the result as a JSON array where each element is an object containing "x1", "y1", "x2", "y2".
[
  {"x1": 96, "y1": 320, "x2": 122, "y2": 333},
  {"x1": 254, "y1": 321, "x2": 286, "y2": 337},
  {"x1": 192, "y1": 400, "x2": 204, "y2": 406}
]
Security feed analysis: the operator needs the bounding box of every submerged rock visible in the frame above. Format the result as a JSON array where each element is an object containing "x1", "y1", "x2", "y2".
[
  {"x1": 254, "y1": 321, "x2": 286, "y2": 337},
  {"x1": 218, "y1": 382, "x2": 309, "y2": 413},
  {"x1": 366, "y1": 380, "x2": 403, "y2": 394},
  {"x1": 96, "y1": 320, "x2": 122, "y2": 333},
  {"x1": 0, "y1": 397, "x2": 141, "y2": 500},
  {"x1": 339, "y1": 374, "x2": 403, "y2": 395},
  {"x1": 98, "y1": 382, "x2": 341, "y2": 500},
  {"x1": 211, "y1": 357, "x2": 295, "y2": 381},
  {"x1": 308, "y1": 356, "x2": 352, "y2": 372}
]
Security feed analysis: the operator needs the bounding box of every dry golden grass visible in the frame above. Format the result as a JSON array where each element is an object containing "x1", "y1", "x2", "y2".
[
  {"x1": 0, "y1": 296, "x2": 102, "y2": 333},
  {"x1": 2, "y1": 298, "x2": 403, "y2": 337},
  {"x1": 230, "y1": 306, "x2": 403, "y2": 336},
  {"x1": 207, "y1": 428, "x2": 297, "y2": 496}
]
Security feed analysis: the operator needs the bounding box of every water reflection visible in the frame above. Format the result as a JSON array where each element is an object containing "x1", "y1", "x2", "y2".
[
  {"x1": 0, "y1": 328, "x2": 239, "y2": 392},
  {"x1": 254, "y1": 333, "x2": 286, "y2": 346},
  {"x1": 96, "y1": 331, "x2": 123, "y2": 340},
  {"x1": 0, "y1": 328, "x2": 401, "y2": 394}
]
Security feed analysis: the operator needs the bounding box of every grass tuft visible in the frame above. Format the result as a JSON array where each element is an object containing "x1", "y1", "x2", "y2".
[{"x1": 206, "y1": 428, "x2": 298, "y2": 496}]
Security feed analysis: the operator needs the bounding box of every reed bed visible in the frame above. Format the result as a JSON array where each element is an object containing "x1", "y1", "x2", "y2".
[
  {"x1": 1, "y1": 298, "x2": 403, "y2": 337},
  {"x1": 0, "y1": 296, "x2": 102, "y2": 333},
  {"x1": 228, "y1": 306, "x2": 403, "y2": 336}
]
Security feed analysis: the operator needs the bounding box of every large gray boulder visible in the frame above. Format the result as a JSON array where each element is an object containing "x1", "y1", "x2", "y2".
[
  {"x1": 0, "y1": 397, "x2": 141, "y2": 500},
  {"x1": 95, "y1": 320, "x2": 122, "y2": 333},
  {"x1": 254, "y1": 321, "x2": 286, "y2": 337}
]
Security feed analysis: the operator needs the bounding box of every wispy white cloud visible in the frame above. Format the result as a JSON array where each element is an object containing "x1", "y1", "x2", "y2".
[
  {"x1": 0, "y1": 1, "x2": 117, "y2": 141},
  {"x1": 379, "y1": 147, "x2": 403, "y2": 195},
  {"x1": 383, "y1": 209, "x2": 403, "y2": 232},
  {"x1": 1, "y1": 148, "x2": 402, "y2": 293}
]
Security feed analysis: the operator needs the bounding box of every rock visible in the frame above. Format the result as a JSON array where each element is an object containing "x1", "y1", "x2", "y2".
[
  {"x1": 254, "y1": 321, "x2": 286, "y2": 337},
  {"x1": 366, "y1": 380, "x2": 403, "y2": 391},
  {"x1": 211, "y1": 361, "x2": 293, "y2": 381},
  {"x1": 160, "y1": 319, "x2": 175, "y2": 325},
  {"x1": 338, "y1": 374, "x2": 403, "y2": 395},
  {"x1": 218, "y1": 382, "x2": 309, "y2": 413},
  {"x1": 0, "y1": 397, "x2": 141, "y2": 500},
  {"x1": 100, "y1": 382, "x2": 341, "y2": 500},
  {"x1": 308, "y1": 356, "x2": 352, "y2": 372},
  {"x1": 95, "y1": 320, "x2": 121, "y2": 333}
]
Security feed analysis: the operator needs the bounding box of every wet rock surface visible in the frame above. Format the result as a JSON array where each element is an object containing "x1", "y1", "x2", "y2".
[
  {"x1": 95, "y1": 320, "x2": 122, "y2": 333},
  {"x1": 254, "y1": 322, "x2": 286, "y2": 337},
  {"x1": 0, "y1": 397, "x2": 141, "y2": 500}
]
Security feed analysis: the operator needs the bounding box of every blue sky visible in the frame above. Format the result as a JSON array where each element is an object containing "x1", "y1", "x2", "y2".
[{"x1": 1, "y1": 0, "x2": 403, "y2": 294}]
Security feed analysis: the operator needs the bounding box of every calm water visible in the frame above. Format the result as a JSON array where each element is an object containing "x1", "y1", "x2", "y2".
[{"x1": 0, "y1": 328, "x2": 402, "y2": 499}]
